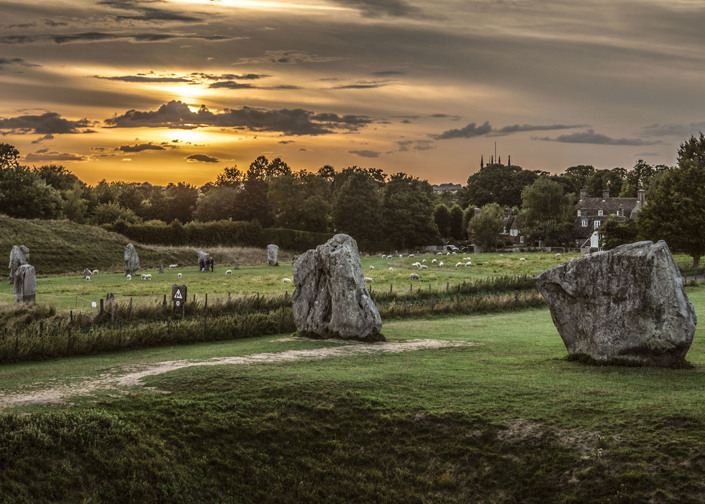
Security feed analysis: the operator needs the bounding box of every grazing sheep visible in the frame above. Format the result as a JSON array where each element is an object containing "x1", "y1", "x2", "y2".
[
  {"x1": 520, "y1": 257, "x2": 526, "y2": 262},
  {"x1": 225, "y1": 270, "x2": 233, "y2": 275},
  {"x1": 555, "y1": 253, "x2": 561, "y2": 258},
  {"x1": 369, "y1": 265, "x2": 375, "y2": 270},
  {"x1": 465, "y1": 261, "x2": 472, "y2": 266},
  {"x1": 283, "y1": 278, "x2": 292, "y2": 283},
  {"x1": 92, "y1": 270, "x2": 98, "y2": 275},
  {"x1": 500, "y1": 254, "x2": 504, "y2": 257},
  {"x1": 422, "y1": 259, "x2": 426, "y2": 263},
  {"x1": 389, "y1": 267, "x2": 394, "y2": 271},
  {"x1": 382, "y1": 254, "x2": 386, "y2": 259},
  {"x1": 364, "y1": 277, "x2": 374, "y2": 283},
  {"x1": 127, "y1": 275, "x2": 132, "y2": 281},
  {"x1": 409, "y1": 254, "x2": 415, "y2": 258},
  {"x1": 432, "y1": 259, "x2": 437, "y2": 264},
  {"x1": 455, "y1": 262, "x2": 463, "y2": 267},
  {"x1": 410, "y1": 273, "x2": 420, "y2": 280},
  {"x1": 439, "y1": 261, "x2": 444, "y2": 267},
  {"x1": 169, "y1": 264, "x2": 178, "y2": 269},
  {"x1": 452, "y1": 251, "x2": 457, "y2": 255},
  {"x1": 146, "y1": 274, "x2": 152, "y2": 281},
  {"x1": 413, "y1": 262, "x2": 420, "y2": 268},
  {"x1": 446, "y1": 252, "x2": 450, "y2": 256},
  {"x1": 141, "y1": 274, "x2": 146, "y2": 280},
  {"x1": 399, "y1": 254, "x2": 403, "y2": 258},
  {"x1": 86, "y1": 276, "x2": 90, "y2": 282},
  {"x1": 420, "y1": 265, "x2": 428, "y2": 269},
  {"x1": 178, "y1": 273, "x2": 182, "y2": 279}
]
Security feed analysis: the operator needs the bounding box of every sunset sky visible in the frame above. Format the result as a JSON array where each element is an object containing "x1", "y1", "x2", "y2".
[{"x1": 1, "y1": 0, "x2": 704, "y2": 186}]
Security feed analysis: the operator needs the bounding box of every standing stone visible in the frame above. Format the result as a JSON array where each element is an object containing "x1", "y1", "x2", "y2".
[
  {"x1": 14, "y1": 264, "x2": 36, "y2": 304},
  {"x1": 535, "y1": 240, "x2": 696, "y2": 367},
  {"x1": 106, "y1": 292, "x2": 115, "y2": 307},
  {"x1": 292, "y1": 234, "x2": 383, "y2": 341},
  {"x1": 234, "y1": 260, "x2": 240, "y2": 270},
  {"x1": 83, "y1": 268, "x2": 92, "y2": 278},
  {"x1": 159, "y1": 264, "x2": 164, "y2": 274},
  {"x1": 8, "y1": 245, "x2": 29, "y2": 284},
  {"x1": 124, "y1": 244, "x2": 140, "y2": 276},
  {"x1": 198, "y1": 251, "x2": 210, "y2": 271},
  {"x1": 267, "y1": 244, "x2": 279, "y2": 266}
]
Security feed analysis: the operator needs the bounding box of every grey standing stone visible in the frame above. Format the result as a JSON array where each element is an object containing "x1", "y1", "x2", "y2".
[
  {"x1": 198, "y1": 251, "x2": 210, "y2": 271},
  {"x1": 234, "y1": 260, "x2": 240, "y2": 270},
  {"x1": 159, "y1": 264, "x2": 164, "y2": 274},
  {"x1": 8, "y1": 245, "x2": 29, "y2": 284},
  {"x1": 83, "y1": 268, "x2": 92, "y2": 278},
  {"x1": 14, "y1": 264, "x2": 36, "y2": 304},
  {"x1": 267, "y1": 244, "x2": 279, "y2": 266},
  {"x1": 124, "y1": 244, "x2": 140, "y2": 276},
  {"x1": 292, "y1": 234, "x2": 383, "y2": 341},
  {"x1": 535, "y1": 240, "x2": 696, "y2": 367}
]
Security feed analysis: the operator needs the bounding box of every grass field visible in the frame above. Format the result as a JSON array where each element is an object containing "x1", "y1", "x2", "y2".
[{"x1": 1, "y1": 287, "x2": 704, "y2": 502}]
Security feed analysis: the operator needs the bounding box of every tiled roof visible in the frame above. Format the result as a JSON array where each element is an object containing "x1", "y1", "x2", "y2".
[{"x1": 576, "y1": 197, "x2": 638, "y2": 215}]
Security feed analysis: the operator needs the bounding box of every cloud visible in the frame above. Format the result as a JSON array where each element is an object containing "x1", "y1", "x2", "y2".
[
  {"x1": 208, "y1": 81, "x2": 255, "y2": 89},
  {"x1": 330, "y1": 0, "x2": 435, "y2": 19},
  {"x1": 433, "y1": 121, "x2": 492, "y2": 140},
  {"x1": 25, "y1": 150, "x2": 89, "y2": 162},
  {"x1": 371, "y1": 70, "x2": 405, "y2": 76},
  {"x1": 349, "y1": 149, "x2": 380, "y2": 158},
  {"x1": 98, "y1": 0, "x2": 201, "y2": 22},
  {"x1": 0, "y1": 57, "x2": 40, "y2": 68},
  {"x1": 97, "y1": 75, "x2": 191, "y2": 83},
  {"x1": 641, "y1": 122, "x2": 705, "y2": 137},
  {"x1": 186, "y1": 154, "x2": 219, "y2": 163},
  {"x1": 0, "y1": 32, "x2": 232, "y2": 45},
  {"x1": 232, "y1": 50, "x2": 342, "y2": 65},
  {"x1": 533, "y1": 129, "x2": 661, "y2": 146},
  {"x1": 396, "y1": 140, "x2": 413, "y2": 151},
  {"x1": 193, "y1": 73, "x2": 269, "y2": 81},
  {"x1": 332, "y1": 80, "x2": 393, "y2": 89},
  {"x1": 44, "y1": 20, "x2": 68, "y2": 27},
  {"x1": 0, "y1": 112, "x2": 93, "y2": 135},
  {"x1": 8, "y1": 22, "x2": 36, "y2": 29},
  {"x1": 297, "y1": 147, "x2": 307, "y2": 151},
  {"x1": 278, "y1": 140, "x2": 295, "y2": 144},
  {"x1": 397, "y1": 139, "x2": 435, "y2": 151},
  {"x1": 31, "y1": 134, "x2": 54, "y2": 144},
  {"x1": 495, "y1": 123, "x2": 588, "y2": 134},
  {"x1": 117, "y1": 142, "x2": 166, "y2": 153},
  {"x1": 104, "y1": 100, "x2": 373, "y2": 135}
]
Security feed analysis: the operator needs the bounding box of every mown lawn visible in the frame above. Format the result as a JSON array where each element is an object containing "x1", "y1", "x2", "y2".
[{"x1": 1, "y1": 287, "x2": 704, "y2": 502}]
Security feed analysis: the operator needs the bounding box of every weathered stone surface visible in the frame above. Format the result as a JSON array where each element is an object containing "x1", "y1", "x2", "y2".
[
  {"x1": 159, "y1": 264, "x2": 164, "y2": 274},
  {"x1": 14, "y1": 264, "x2": 36, "y2": 304},
  {"x1": 198, "y1": 251, "x2": 210, "y2": 271},
  {"x1": 124, "y1": 244, "x2": 140, "y2": 276},
  {"x1": 535, "y1": 240, "x2": 696, "y2": 367},
  {"x1": 83, "y1": 268, "x2": 92, "y2": 278},
  {"x1": 292, "y1": 234, "x2": 382, "y2": 340},
  {"x1": 267, "y1": 244, "x2": 279, "y2": 266},
  {"x1": 9, "y1": 245, "x2": 29, "y2": 284}
]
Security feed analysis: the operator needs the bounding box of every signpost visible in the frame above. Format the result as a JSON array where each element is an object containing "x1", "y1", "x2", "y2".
[{"x1": 172, "y1": 284, "x2": 187, "y2": 318}]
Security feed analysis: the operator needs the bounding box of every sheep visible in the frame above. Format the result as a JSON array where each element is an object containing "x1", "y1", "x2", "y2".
[
  {"x1": 145, "y1": 274, "x2": 152, "y2": 281},
  {"x1": 420, "y1": 265, "x2": 428, "y2": 269},
  {"x1": 437, "y1": 252, "x2": 442, "y2": 255},
  {"x1": 465, "y1": 261, "x2": 472, "y2": 266},
  {"x1": 225, "y1": 270, "x2": 233, "y2": 275},
  {"x1": 364, "y1": 277, "x2": 374, "y2": 283},
  {"x1": 422, "y1": 259, "x2": 426, "y2": 263},
  {"x1": 410, "y1": 273, "x2": 420, "y2": 280},
  {"x1": 446, "y1": 252, "x2": 450, "y2": 256},
  {"x1": 455, "y1": 262, "x2": 463, "y2": 267},
  {"x1": 555, "y1": 253, "x2": 561, "y2": 258},
  {"x1": 389, "y1": 267, "x2": 394, "y2": 271},
  {"x1": 283, "y1": 278, "x2": 292, "y2": 283},
  {"x1": 432, "y1": 259, "x2": 437, "y2": 264},
  {"x1": 452, "y1": 251, "x2": 457, "y2": 255},
  {"x1": 178, "y1": 273, "x2": 182, "y2": 279},
  {"x1": 141, "y1": 274, "x2": 147, "y2": 280},
  {"x1": 409, "y1": 254, "x2": 415, "y2": 258},
  {"x1": 399, "y1": 254, "x2": 403, "y2": 258},
  {"x1": 382, "y1": 254, "x2": 386, "y2": 259},
  {"x1": 520, "y1": 257, "x2": 526, "y2": 262},
  {"x1": 413, "y1": 262, "x2": 421, "y2": 268},
  {"x1": 439, "y1": 261, "x2": 444, "y2": 267},
  {"x1": 169, "y1": 264, "x2": 178, "y2": 269},
  {"x1": 85, "y1": 276, "x2": 90, "y2": 282},
  {"x1": 127, "y1": 275, "x2": 132, "y2": 281},
  {"x1": 500, "y1": 254, "x2": 504, "y2": 257},
  {"x1": 92, "y1": 270, "x2": 98, "y2": 275},
  {"x1": 369, "y1": 265, "x2": 375, "y2": 270}
]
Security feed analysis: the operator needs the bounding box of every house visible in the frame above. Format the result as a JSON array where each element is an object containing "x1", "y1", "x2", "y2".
[
  {"x1": 574, "y1": 189, "x2": 646, "y2": 249},
  {"x1": 500, "y1": 207, "x2": 526, "y2": 245}
]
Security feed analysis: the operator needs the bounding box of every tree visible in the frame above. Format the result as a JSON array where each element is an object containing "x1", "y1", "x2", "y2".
[
  {"x1": 0, "y1": 143, "x2": 20, "y2": 171},
  {"x1": 231, "y1": 179, "x2": 275, "y2": 227},
  {"x1": 268, "y1": 172, "x2": 331, "y2": 233},
  {"x1": 585, "y1": 167, "x2": 626, "y2": 197},
  {"x1": 599, "y1": 219, "x2": 638, "y2": 250},
  {"x1": 164, "y1": 182, "x2": 197, "y2": 224},
  {"x1": 90, "y1": 201, "x2": 142, "y2": 225},
  {"x1": 520, "y1": 177, "x2": 574, "y2": 228},
  {"x1": 619, "y1": 160, "x2": 668, "y2": 197},
  {"x1": 462, "y1": 206, "x2": 475, "y2": 240},
  {"x1": 449, "y1": 204, "x2": 464, "y2": 241},
  {"x1": 62, "y1": 181, "x2": 89, "y2": 223},
  {"x1": 564, "y1": 165, "x2": 595, "y2": 191},
  {"x1": 32, "y1": 164, "x2": 83, "y2": 192},
  {"x1": 382, "y1": 173, "x2": 438, "y2": 249},
  {"x1": 525, "y1": 220, "x2": 574, "y2": 247},
  {"x1": 433, "y1": 204, "x2": 451, "y2": 238},
  {"x1": 246, "y1": 156, "x2": 291, "y2": 181},
  {"x1": 467, "y1": 203, "x2": 504, "y2": 250},
  {"x1": 0, "y1": 164, "x2": 63, "y2": 219},
  {"x1": 193, "y1": 186, "x2": 239, "y2": 222},
  {"x1": 215, "y1": 166, "x2": 244, "y2": 187},
  {"x1": 465, "y1": 163, "x2": 538, "y2": 208},
  {"x1": 332, "y1": 170, "x2": 384, "y2": 243},
  {"x1": 638, "y1": 134, "x2": 705, "y2": 266}
]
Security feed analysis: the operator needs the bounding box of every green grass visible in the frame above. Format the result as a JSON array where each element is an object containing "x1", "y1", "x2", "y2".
[{"x1": 1, "y1": 287, "x2": 705, "y2": 502}]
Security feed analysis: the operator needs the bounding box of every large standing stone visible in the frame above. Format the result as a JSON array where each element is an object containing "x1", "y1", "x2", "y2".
[
  {"x1": 83, "y1": 268, "x2": 92, "y2": 278},
  {"x1": 14, "y1": 264, "x2": 36, "y2": 304},
  {"x1": 124, "y1": 244, "x2": 140, "y2": 276},
  {"x1": 267, "y1": 244, "x2": 279, "y2": 266},
  {"x1": 9, "y1": 245, "x2": 29, "y2": 284},
  {"x1": 292, "y1": 234, "x2": 382, "y2": 340},
  {"x1": 198, "y1": 251, "x2": 210, "y2": 271},
  {"x1": 535, "y1": 240, "x2": 696, "y2": 367}
]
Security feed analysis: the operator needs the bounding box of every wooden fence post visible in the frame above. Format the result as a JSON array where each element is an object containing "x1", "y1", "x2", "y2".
[
  {"x1": 129, "y1": 297, "x2": 133, "y2": 319},
  {"x1": 100, "y1": 299, "x2": 104, "y2": 315},
  {"x1": 39, "y1": 322, "x2": 43, "y2": 338}
]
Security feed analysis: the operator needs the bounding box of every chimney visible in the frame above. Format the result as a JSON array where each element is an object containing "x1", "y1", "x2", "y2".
[
  {"x1": 638, "y1": 189, "x2": 645, "y2": 206},
  {"x1": 580, "y1": 189, "x2": 587, "y2": 200},
  {"x1": 603, "y1": 190, "x2": 609, "y2": 200}
]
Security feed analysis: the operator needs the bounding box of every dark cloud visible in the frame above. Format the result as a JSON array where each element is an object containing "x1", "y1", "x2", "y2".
[
  {"x1": 433, "y1": 121, "x2": 492, "y2": 140},
  {"x1": 192, "y1": 73, "x2": 269, "y2": 81},
  {"x1": 104, "y1": 100, "x2": 372, "y2": 135},
  {"x1": 332, "y1": 80, "x2": 392, "y2": 89},
  {"x1": 0, "y1": 112, "x2": 92, "y2": 135},
  {"x1": 117, "y1": 142, "x2": 166, "y2": 153},
  {"x1": 44, "y1": 19, "x2": 68, "y2": 27},
  {"x1": 297, "y1": 147, "x2": 307, "y2": 151},
  {"x1": 98, "y1": 0, "x2": 201, "y2": 22},
  {"x1": 401, "y1": 119, "x2": 411, "y2": 124},
  {"x1": 396, "y1": 140, "x2": 413, "y2": 152},
  {"x1": 330, "y1": 0, "x2": 434, "y2": 20},
  {"x1": 186, "y1": 154, "x2": 219, "y2": 163},
  {"x1": 232, "y1": 50, "x2": 342, "y2": 65},
  {"x1": 430, "y1": 113, "x2": 449, "y2": 118},
  {"x1": 31, "y1": 134, "x2": 54, "y2": 144},
  {"x1": 278, "y1": 140, "x2": 295, "y2": 144},
  {"x1": 495, "y1": 123, "x2": 588, "y2": 134},
  {"x1": 533, "y1": 129, "x2": 660, "y2": 146},
  {"x1": 641, "y1": 122, "x2": 705, "y2": 137},
  {"x1": 97, "y1": 75, "x2": 191, "y2": 83},
  {"x1": 349, "y1": 149, "x2": 380, "y2": 158},
  {"x1": 8, "y1": 22, "x2": 36, "y2": 28},
  {"x1": 0, "y1": 32, "x2": 231, "y2": 45},
  {"x1": 397, "y1": 139, "x2": 434, "y2": 151},
  {"x1": 209, "y1": 82, "x2": 256, "y2": 89},
  {"x1": 371, "y1": 70, "x2": 405, "y2": 76},
  {"x1": 25, "y1": 150, "x2": 89, "y2": 162},
  {"x1": 0, "y1": 57, "x2": 40, "y2": 68}
]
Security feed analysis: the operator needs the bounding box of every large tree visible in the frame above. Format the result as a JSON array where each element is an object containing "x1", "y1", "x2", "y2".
[
  {"x1": 268, "y1": 172, "x2": 331, "y2": 233},
  {"x1": 382, "y1": 173, "x2": 438, "y2": 249},
  {"x1": 465, "y1": 163, "x2": 539, "y2": 208},
  {"x1": 585, "y1": 167, "x2": 626, "y2": 197},
  {"x1": 638, "y1": 134, "x2": 705, "y2": 266},
  {"x1": 520, "y1": 177, "x2": 574, "y2": 228},
  {"x1": 448, "y1": 204, "x2": 465, "y2": 241},
  {"x1": 564, "y1": 165, "x2": 595, "y2": 191},
  {"x1": 332, "y1": 170, "x2": 384, "y2": 243},
  {"x1": 467, "y1": 203, "x2": 504, "y2": 250},
  {"x1": 0, "y1": 164, "x2": 63, "y2": 219},
  {"x1": 433, "y1": 204, "x2": 451, "y2": 238},
  {"x1": 619, "y1": 160, "x2": 668, "y2": 197}
]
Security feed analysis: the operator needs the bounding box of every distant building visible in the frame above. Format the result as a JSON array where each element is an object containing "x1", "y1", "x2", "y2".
[
  {"x1": 574, "y1": 189, "x2": 646, "y2": 249},
  {"x1": 500, "y1": 207, "x2": 526, "y2": 245}
]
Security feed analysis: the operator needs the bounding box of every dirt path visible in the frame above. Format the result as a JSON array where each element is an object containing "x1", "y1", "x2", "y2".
[{"x1": 0, "y1": 338, "x2": 473, "y2": 412}]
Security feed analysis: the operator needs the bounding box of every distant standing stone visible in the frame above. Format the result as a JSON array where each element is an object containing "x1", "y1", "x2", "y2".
[
  {"x1": 8, "y1": 245, "x2": 29, "y2": 284},
  {"x1": 198, "y1": 251, "x2": 210, "y2": 271},
  {"x1": 159, "y1": 264, "x2": 164, "y2": 274},
  {"x1": 292, "y1": 234, "x2": 382, "y2": 341},
  {"x1": 106, "y1": 292, "x2": 115, "y2": 306},
  {"x1": 14, "y1": 264, "x2": 36, "y2": 304},
  {"x1": 234, "y1": 260, "x2": 240, "y2": 270},
  {"x1": 83, "y1": 268, "x2": 92, "y2": 278},
  {"x1": 124, "y1": 244, "x2": 140, "y2": 276},
  {"x1": 267, "y1": 244, "x2": 279, "y2": 266},
  {"x1": 535, "y1": 240, "x2": 696, "y2": 367}
]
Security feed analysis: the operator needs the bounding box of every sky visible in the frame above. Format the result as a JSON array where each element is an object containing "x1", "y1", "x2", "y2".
[{"x1": 1, "y1": 0, "x2": 704, "y2": 186}]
